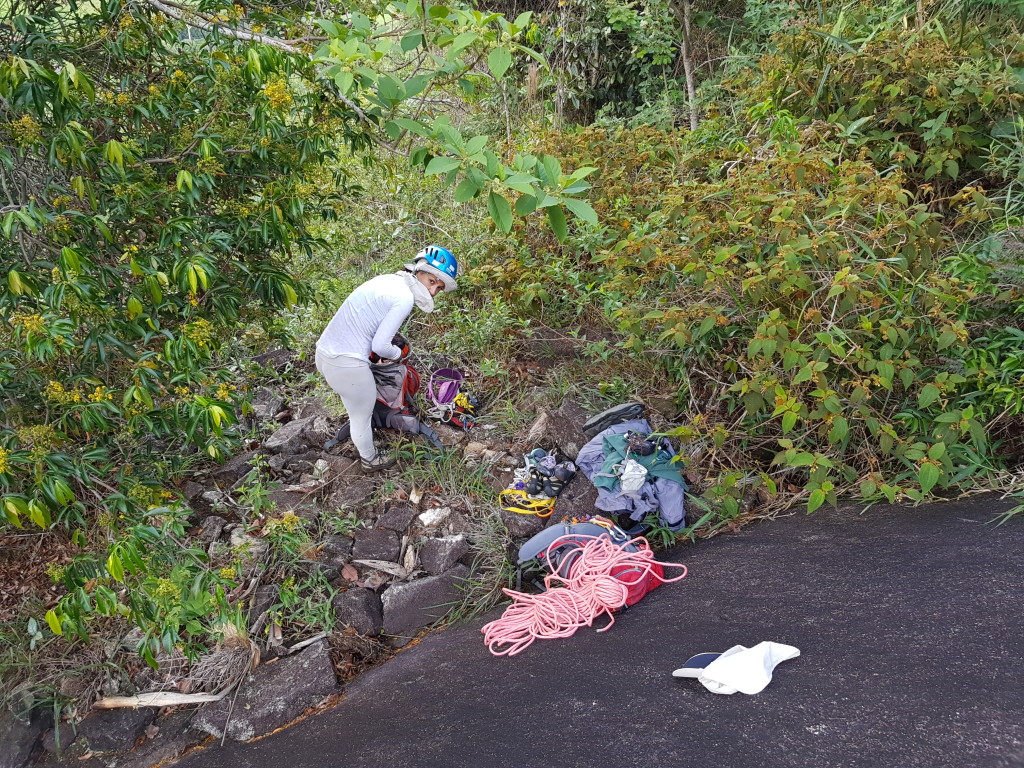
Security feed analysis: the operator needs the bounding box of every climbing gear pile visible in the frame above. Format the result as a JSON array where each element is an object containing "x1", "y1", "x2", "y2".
[
  {"x1": 582, "y1": 402, "x2": 646, "y2": 439},
  {"x1": 624, "y1": 430, "x2": 657, "y2": 457},
  {"x1": 481, "y1": 520, "x2": 688, "y2": 657},
  {"x1": 501, "y1": 449, "x2": 577, "y2": 517},
  {"x1": 613, "y1": 458, "x2": 649, "y2": 494},
  {"x1": 424, "y1": 367, "x2": 477, "y2": 430}
]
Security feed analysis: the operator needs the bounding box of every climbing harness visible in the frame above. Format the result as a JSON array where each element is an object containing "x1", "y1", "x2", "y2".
[
  {"x1": 481, "y1": 530, "x2": 688, "y2": 657},
  {"x1": 499, "y1": 489, "x2": 556, "y2": 518}
]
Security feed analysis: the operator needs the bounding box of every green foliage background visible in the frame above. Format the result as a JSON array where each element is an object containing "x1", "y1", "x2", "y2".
[{"x1": 1, "y1": 0, "x2": 1023, "y2": 700}]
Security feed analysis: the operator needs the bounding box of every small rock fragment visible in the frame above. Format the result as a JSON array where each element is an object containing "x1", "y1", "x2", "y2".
[{"x1": 418, "y1": 506, "x2": 452, "y2": 531}]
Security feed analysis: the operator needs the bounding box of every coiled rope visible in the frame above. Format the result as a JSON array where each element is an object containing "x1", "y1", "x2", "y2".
[{"x1": 481, "y1": 534, "x2": 687, "y2": 657}]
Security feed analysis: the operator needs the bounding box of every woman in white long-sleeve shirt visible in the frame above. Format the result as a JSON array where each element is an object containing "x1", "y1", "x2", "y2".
[{"x1": 315, "y1": 246, "x2": 458, "y2": 471}]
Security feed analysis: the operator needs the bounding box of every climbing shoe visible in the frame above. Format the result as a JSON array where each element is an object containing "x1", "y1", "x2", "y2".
[
  {"x1": 582, "y1": 402, "x2": 646, "y2": 439},
  {"x1": 360, "y1": 453, "x2": 396, "y2": 472},
  {"x1": 525, "y1": 468, "x2": 545, "y2": 496},
  {"x1": 545, "y1": 462, "x2": 577, "y2": 497}
]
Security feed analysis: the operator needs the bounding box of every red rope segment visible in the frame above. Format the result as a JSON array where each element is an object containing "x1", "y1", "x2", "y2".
[{"x1": 481, "y1": 534, "x2": 688, "y2": 657}]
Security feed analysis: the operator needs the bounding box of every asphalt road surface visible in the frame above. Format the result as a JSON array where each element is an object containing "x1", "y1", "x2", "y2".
[{"x1": 177, "y1": 497, "x2": 1024, "y2": 768}]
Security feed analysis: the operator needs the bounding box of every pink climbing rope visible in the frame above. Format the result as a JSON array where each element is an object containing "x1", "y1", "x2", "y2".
[{"x1": 481, "y1": 534, "x2": 688, "y2": 657}]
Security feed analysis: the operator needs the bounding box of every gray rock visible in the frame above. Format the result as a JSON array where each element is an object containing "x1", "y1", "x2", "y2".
[
  {"x1": 211, "y1": 450, "x2": 258, "y2": 486},
  {"x1": 381, "y1": 564, "x2": 470, "y2": 636},
  {"x1": 305, "y1": 415, "x2": 334, "y2": 445},
  {"x1": 290, "y1": 395, "x2": 332, "y2": 421},
  {"x1": 318, "y1": 453, "x2": 358, "y2": 479},
  {"x1": 446, "y1": 512, "x2": 473, "y2": 535},
  {"x1": 525, "y1": 400, "x2": 590, "y2": 457},
  {"x1": 417, "y1": 506, "x2": 452, "y2": 532},
  {"x1": 230, "y1": 529, "x2": 270, "y2": 561},
  {"x1": 183, "y1": 481, "x2": 206, "y2": 502},
  {"x1": 419, "y1": 535, "x2": 470, "y2": 576},
  {"x1": 250, "y1": 388, "x2": 286, "y2": 420},
  {"x1": 376, "y1": 502, "x2": 419, "y2": 532},
  {"x1": 331, "y1": 477, "x2": 378, "y2": 510},
  {"x1": 332, "y1": 588, "x2": 383, "y2": 635},
  {"x1": 77, "y1": 707, "x2": 154, "y2": 752},
  {"x1": 264, "y1": 417, "x2": 314, "y2": 454},
  {"x1": 267, "y1": 454, "x2": 287, "y2": 472},
  {"x1": 41, "y1": 722, "x2": 77, "y2": 754},
  {"x1": 190, "y1": 640, "x2": 339, "y2": 742},
  {"x1": 196, "y1": 515, "x2": 226, "y2": 544},
  {"x1": 0, "y1": 709, "x2": 47, "y2": 768},
  {"x1": 500, "y1": 508, "x2": 546, "y2": 539},
  {"x1": 202, "y1": 489, "x2": 224, "y2": 505},
  {"x1": 248, "y1": 584, "x2": 279, "y2": 625},
  {"x1": 525, "y1": 411, "x2": 550, "y2": 446},
  {"x1": 267, "y1": 489, "x2": 319, "y2": 518},
  {"x1": 282, "y1": 451, "x2": 321, "y2": 474},
  {"x1": 113, "y1": 710, "x2": 204, "y2": 768},
  {"x1": 463, "y1": 441, "x2": 488, "y2": 460},
  {"x1": 352, "y1": 529, "x2": 400, "y2": 562},
  {"x1": 320, "y1": 535, "x2": 354, "y2": 564}
]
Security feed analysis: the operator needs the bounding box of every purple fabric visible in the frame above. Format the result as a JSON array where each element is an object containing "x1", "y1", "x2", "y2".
[{"x1": 430, "y1": 368, "x2": 463, "y2": 405}]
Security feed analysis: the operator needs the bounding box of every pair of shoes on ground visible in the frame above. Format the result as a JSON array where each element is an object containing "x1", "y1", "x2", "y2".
[{"x1": 524, "y1": 461, "x2": 577, "y2": 498}]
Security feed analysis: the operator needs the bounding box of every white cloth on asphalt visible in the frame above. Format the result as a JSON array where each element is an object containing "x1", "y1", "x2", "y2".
[
  {"x1": 315, "y1": 349, "x2": 378, "y2": 461},
  {"x1": 673, "y1": 641, "x2": 800, "y2": 695}
]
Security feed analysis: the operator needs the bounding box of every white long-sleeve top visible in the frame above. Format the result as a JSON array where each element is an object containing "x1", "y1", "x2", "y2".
[{"x1": 316, "y1": 274, "x2": 412, "y2": 361}]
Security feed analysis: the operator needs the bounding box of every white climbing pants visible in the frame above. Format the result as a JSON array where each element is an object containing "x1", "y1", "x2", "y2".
[{"x1": 315, "y1": 348, "x2": 377, "y2": 461}]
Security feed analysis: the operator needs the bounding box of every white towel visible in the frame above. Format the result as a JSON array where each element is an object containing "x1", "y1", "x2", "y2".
[{"x1": 673, "y1": 641, "x2": 800, "y2": 695}]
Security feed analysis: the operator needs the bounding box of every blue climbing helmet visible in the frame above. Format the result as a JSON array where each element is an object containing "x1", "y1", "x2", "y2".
[{"x1": 409, "y1": 245, "x2": 458, "y2": 292}]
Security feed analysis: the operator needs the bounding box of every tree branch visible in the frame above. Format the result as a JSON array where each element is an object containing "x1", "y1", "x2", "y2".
[{"x1": 144, "y1": 0, "x2": 303, "y2": 54}]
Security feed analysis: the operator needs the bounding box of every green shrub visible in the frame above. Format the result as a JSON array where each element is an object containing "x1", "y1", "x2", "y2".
[
  {"x1": 737, "y1": 8, "x2": 1024, "y2": 190},
  {"x1": 491, "y1": 121, "x2": 1024, "y2": 514}
]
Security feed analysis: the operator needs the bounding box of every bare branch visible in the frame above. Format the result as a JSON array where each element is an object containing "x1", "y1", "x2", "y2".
[{"x1": 143, "y1": 0, "x2": 303, "y2": 54}]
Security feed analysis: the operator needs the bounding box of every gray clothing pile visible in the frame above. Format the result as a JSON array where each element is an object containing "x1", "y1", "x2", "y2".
[{"x1": 575, "y1": 418, "x2": 686, "y2": 528}]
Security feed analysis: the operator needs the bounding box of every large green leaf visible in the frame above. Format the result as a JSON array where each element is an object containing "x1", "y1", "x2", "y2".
[
  {"x1": 546, "y1": 204, "x2": 567, "y2": 242},
  {"x1": 425, "y1": 156, "x2": 461, "y2": 175},
  {"x1": 488, "y1": 47, "x2": 512, "y2": 79},
  {"x1": 487, "y1": 190, "x2": 513, "y2": 233},
  {"x1": 918, "y1": 463, "x2": 940, "y2": 494},
  {"x1": 561, "y1": 197, "x2": 598, "y2": 226},
  {"x1": 454, "y1": 176, "x2": 482, "y2": 202}
]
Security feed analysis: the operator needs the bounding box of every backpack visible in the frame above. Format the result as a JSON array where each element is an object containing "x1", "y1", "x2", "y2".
[
  {"x1": 325, "y1": 361, "x2": 443, "y2": 450},
  {"x1": 515, "y1": 516, "x2": 667, "y2": 607}
]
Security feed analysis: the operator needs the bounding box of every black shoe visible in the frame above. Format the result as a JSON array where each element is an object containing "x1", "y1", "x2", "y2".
[
  {"x1": 525, "y1": 468, "x2": 544, "y2": 496},
  {"x1": 324, "y1": 424, "x2": 351, "y2": 451},
  {"x1": 583, "y1": 403, "x2": 646, "y2": 438}
]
